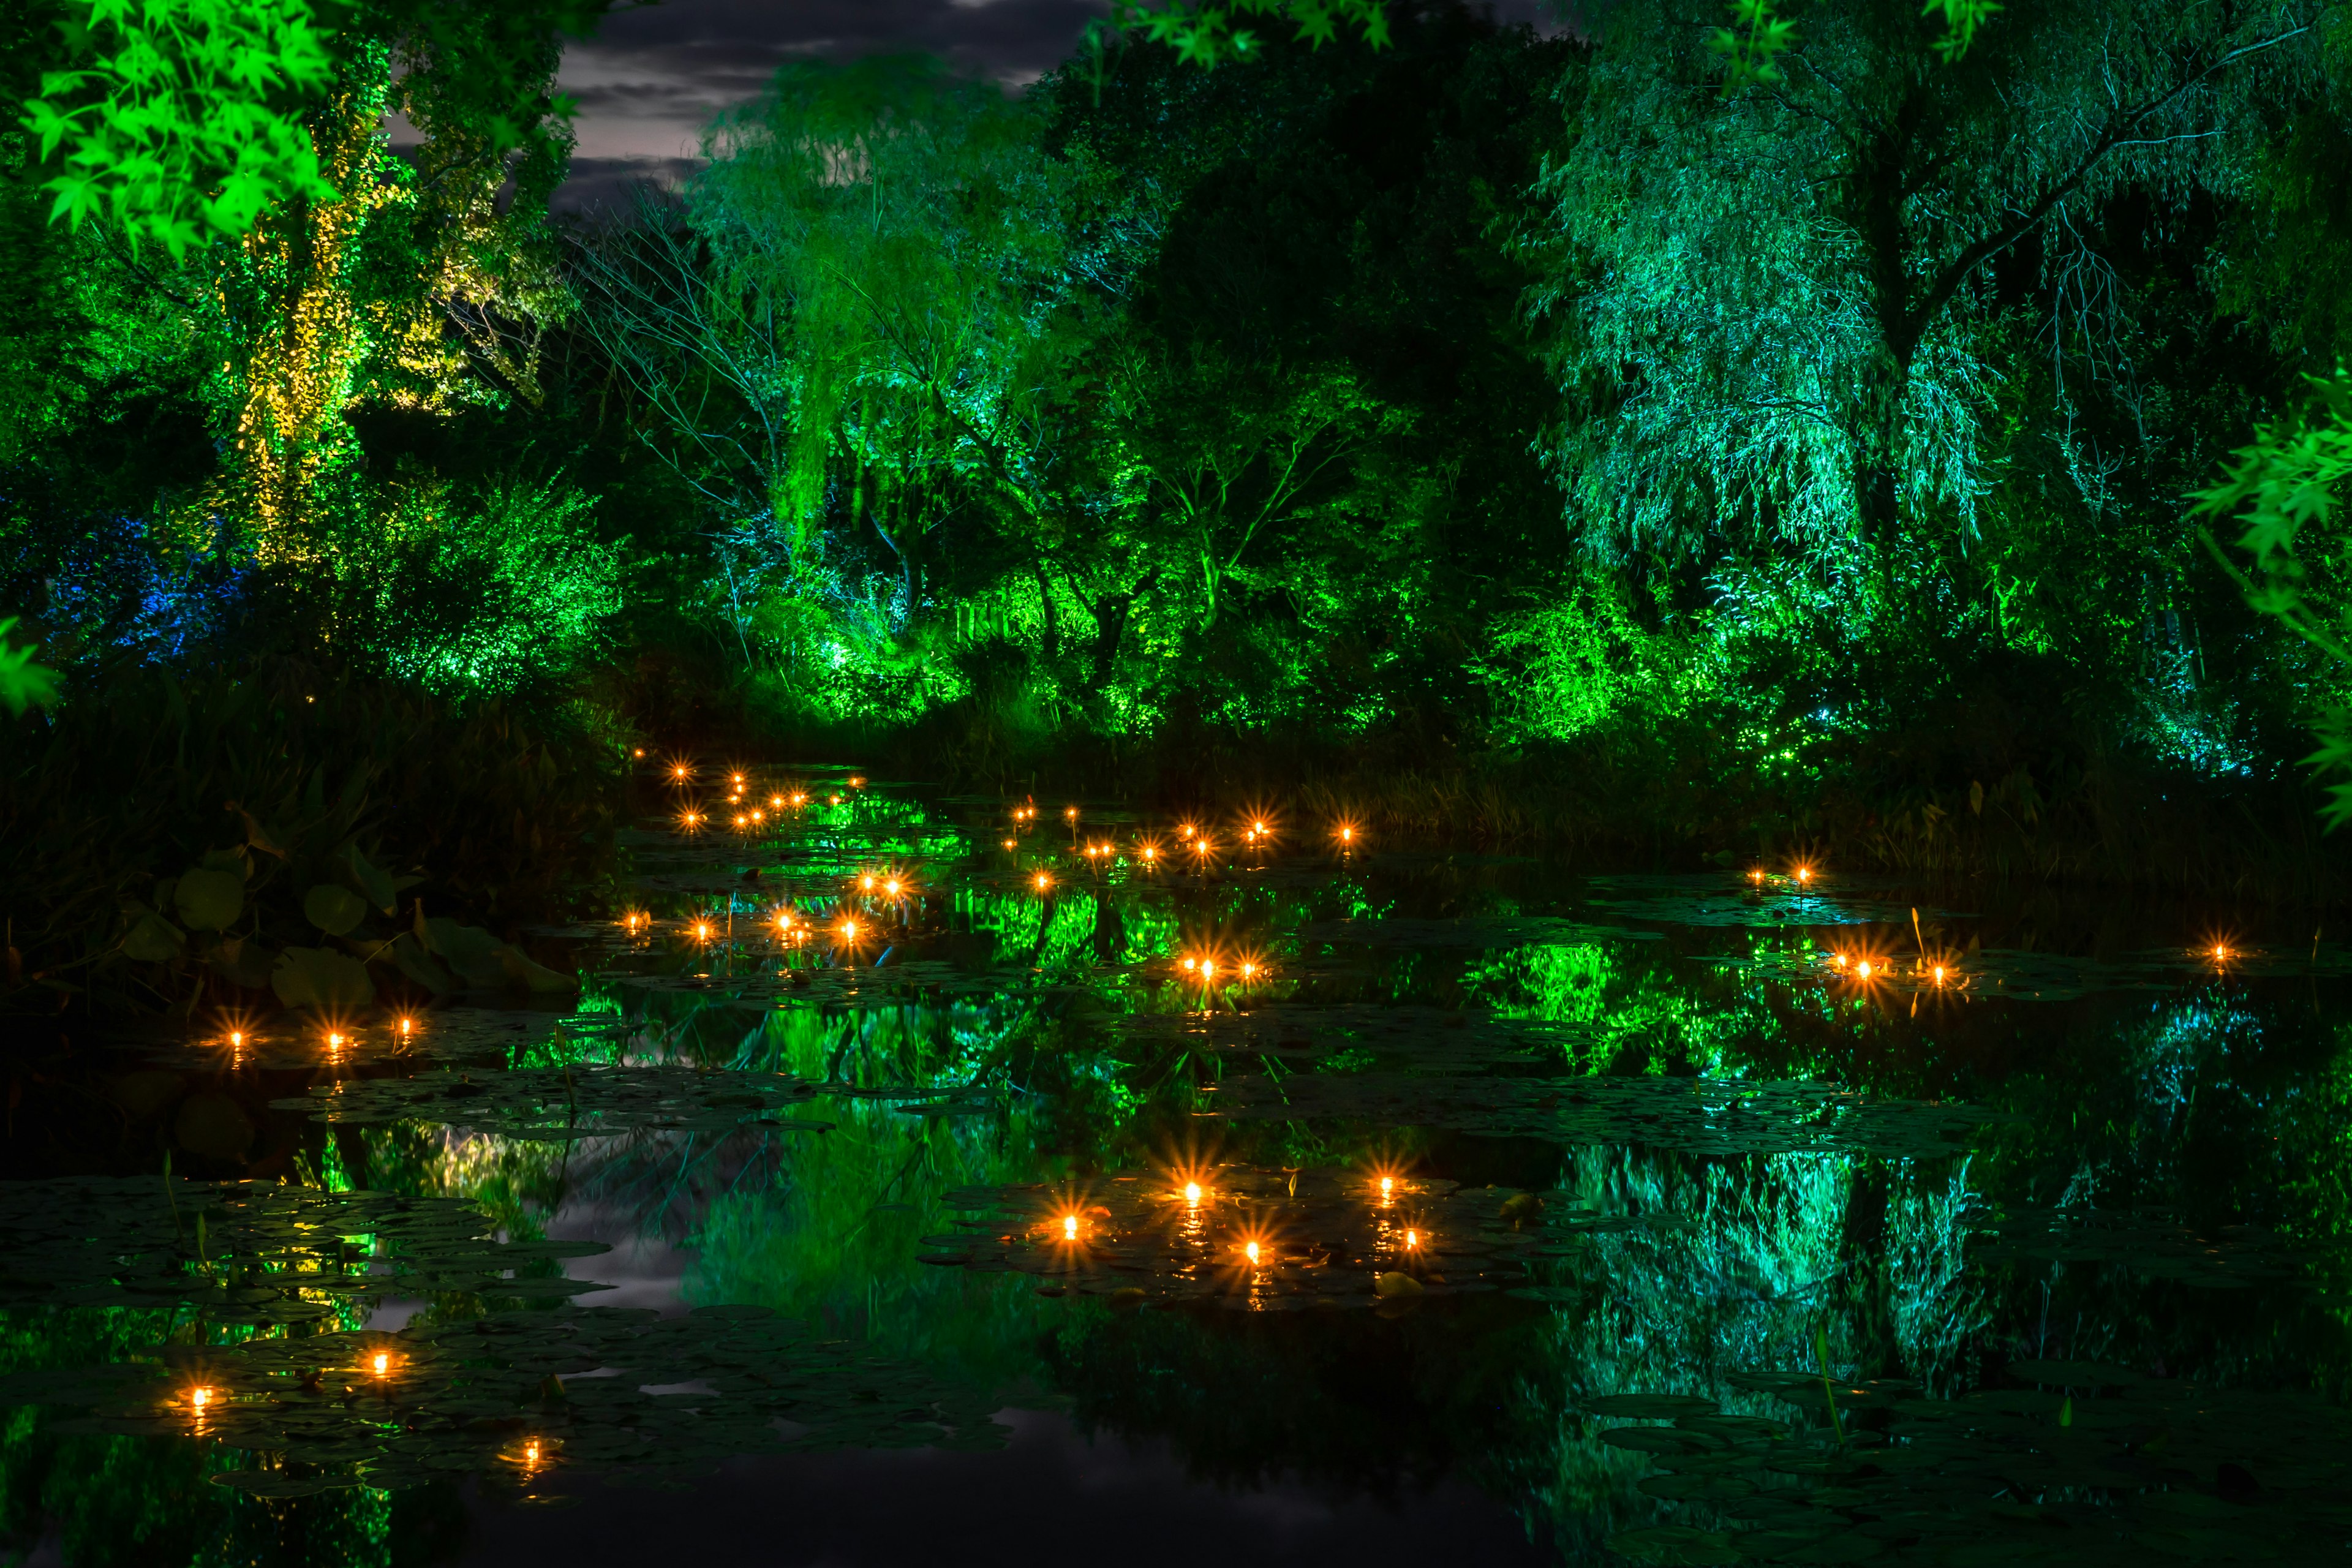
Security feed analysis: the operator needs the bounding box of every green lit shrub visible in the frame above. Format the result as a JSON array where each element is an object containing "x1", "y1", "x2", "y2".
[{"x1": 325, "y1": 477, "x2": 624, "y2": 696}]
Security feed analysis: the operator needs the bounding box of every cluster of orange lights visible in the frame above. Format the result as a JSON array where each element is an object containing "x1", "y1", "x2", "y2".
[
  {"x1": 1177, "y1": 954, "x2": 1265, "y2": 984},
  {"x1": 1826, "y1": 951, "x2": 1957, "y2": 987}
]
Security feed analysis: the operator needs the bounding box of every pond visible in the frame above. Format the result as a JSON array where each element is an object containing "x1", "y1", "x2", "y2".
[{"x1": 4, "y1": 768, "x2": 2349, "y2": 1567}]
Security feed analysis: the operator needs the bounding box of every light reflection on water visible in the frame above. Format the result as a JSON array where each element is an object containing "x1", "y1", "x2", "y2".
[{"x1": 3, "y1": 770, "x2": 2351, "y2": 1564}]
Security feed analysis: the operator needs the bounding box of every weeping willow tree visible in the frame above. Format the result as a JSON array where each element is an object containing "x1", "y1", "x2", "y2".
[
  {"x1": 1534, "y1": 0, "x2": 2332, "y2": 573},
  {"x1": 576, "y1": 55, "x2": 1098, "y2": 692}
]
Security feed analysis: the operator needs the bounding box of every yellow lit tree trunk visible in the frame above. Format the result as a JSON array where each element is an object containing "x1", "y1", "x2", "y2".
[{"x1": 216, "y1": 58, "x2": 397, "y2": 562}]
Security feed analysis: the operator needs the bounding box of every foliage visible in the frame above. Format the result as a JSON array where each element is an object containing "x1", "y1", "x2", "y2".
[
  {"x1": 15, "y1": 0, "x2": 617, "y2": 256},
  {"x1": 2196, "y1": 365, "x2": 2352, "y2": 824},
  {"x1": 0, "y1": 657, "x2": 624, "y2": 1019},
  {"x1": 1087, "y1": 0, "x2": 1394, "y2": 72},
  {"x1": 20, "y1": 0, "x2": 339, "y2": 255},
  {"x1": 0, "y1": 618, "x2": 59, "y2": 715}
]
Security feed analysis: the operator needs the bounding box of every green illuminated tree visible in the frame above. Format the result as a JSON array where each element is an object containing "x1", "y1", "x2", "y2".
[{"x1": 1534, "y1": 0, "x2": 2333, "y2": 567}]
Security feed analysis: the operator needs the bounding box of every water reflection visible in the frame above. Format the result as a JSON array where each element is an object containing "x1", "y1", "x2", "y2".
[{"x1": 2, "y1": 771, "x2": 2351, "y2": 1562}]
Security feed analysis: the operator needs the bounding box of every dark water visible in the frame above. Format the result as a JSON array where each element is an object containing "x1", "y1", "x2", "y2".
[{"x1": 6, "y1": 771, "x2": 2351, "y2": 1566}]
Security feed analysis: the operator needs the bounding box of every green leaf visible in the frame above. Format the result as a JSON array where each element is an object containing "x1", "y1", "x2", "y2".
[
  {"x1": 173, "y1": 867, "x2": 244, "y2": 932},
  {"x1": 271, "y1": 945, "x2": 375, "y2": 1010},
  {"x1": 303, "y1": 884, "x2": 367, "y2": 936},
  {"x1": 339, "y1": 843, "x2": 398, "y2": 914},
  {"x1": 494, "y1": 944, "x2": 578, "y2": 993},
  {"x1": 122, "y1": 910, "x2": 185, "y2": 962},
  {"x1": 0, "y1": 619, "x2": 62, "y2": 715}
]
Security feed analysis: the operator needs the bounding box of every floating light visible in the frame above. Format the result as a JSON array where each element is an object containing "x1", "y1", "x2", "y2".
[
  {"x1": 829, "y1": 794, "x2": 843, "y2": 805},
  {"x1": 1033, "y1": 872, "x2": 1052, "y2": 892},
  {"x1": 792, "y1": 792, "x2": 807, "y2": 807},
  {"x1": 2212, "y1": 944, "x2": 2230, "y2": 960},
  {"x1": 1380, "y1": 1177, "x2": 1394, "y2": 1198},
  {"x1": 1141, "y1": 845, "x2": 1157, "y2": 861},
  {"x1": 693, "y1": 921, "x2": 713, "y2": 941},
  {"x1": 1405, "y1": 1229, "x2": 1419, "y2": 1250},
  {"x1": 228, "y1": 1030, "x2": 243, "y2": 1051},
  {"x1": 1199, "y1": 959, "x2": 1218, "y2": 979},
  {"x1": 769, "y1": 794, "x2": 784, "y2": 808},
  {"x1": 671, "y1": 764, "x2": 690, "y2": 781},
  {"x1": 1063, "y1": 1214, "x2": 1078, "y2": 1241},
  {"x1": 1003, "y1": 837, "x2": 1017, "y2": 851},
  {"x1": 633, "y1": 748, "x2": 645, "y2": 758},
  {"x1": 398, "y1": 1017, "x2": 413, "y2": 1038},
  {"x1": 1065, "y1": 807, "x2": 1079, "y2": 821},
  {"x1": 731, "y1": 773, "x2": 745, "y2": 787},
  {"x1": 860, "y1": 875, "x2": 875, "y2": 892},
  {"x1": 1932, "y1": 965, "x2": 1947, "y2": 984},
  {"x1": 1856, "y1": 960, "x2": 1874, "y2": 980},
  {"x1": 1244, "y1": 1241, "x2": 1260, "y2": 1265},
  {"x1": 1239, "y1": 961, "x2": 1258, "y2": 980},
  {"x1": 1180, "y1": 957, "x2": 1197, "y2": 971},
  {"x1": 849, "y1": 776, "x2": 865, "y2": 788},
  {"x1": 189, "y1": 1386, "x2": 214, "y2": 1411},
  {"x1": 840, "y1": 921, "x2": 859, "y2": 942},
  {"x1": 1749, "y1": 869, "x2": 1764, "y2": 883},
  {"x1": 1184, "y1": 1182, "x2": 1202, "y2": 1204},
  {"x1": 372, "y1": 1352, "x2": 390, "y2": 1377},
  {"x1": 1796, "y1": 867, "x2": 1813, "y2": 884},
  {"x1": 884, "y1": 878, "x2": 902, "y2": 897},
  {"x1": 325, "y1": 1031, "x2": 344, "y2": 1052}
]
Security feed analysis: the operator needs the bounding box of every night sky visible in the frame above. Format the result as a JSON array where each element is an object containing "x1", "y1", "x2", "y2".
[{"x1": 556, "y1": 0, "x2": 1561, "y2": 208}]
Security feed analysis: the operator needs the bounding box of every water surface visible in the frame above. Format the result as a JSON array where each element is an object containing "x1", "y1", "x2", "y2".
[{"x1": 4, "y1": 771, "x2": 2347, "y2": 1567}]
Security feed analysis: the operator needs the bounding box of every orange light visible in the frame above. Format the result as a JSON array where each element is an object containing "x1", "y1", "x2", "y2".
[
  {"x1": 694, "y1": 921, "x2": 712, "y2": 941},
  {"x1": 228, "y1": 1030, "x2": 243, "y2": 1050},
  {"x1": 189, "y1": 1387, "x2": 213, "y2": 1410},
  {"x1": 325, "y1": 1031, "x2": 344, "y2": 1051},
  {"x1": 1749, "y1": 869, "x2": 1763, "y2": 883},
  {"x1": 1240, "y1": 961, "x2": 1257, "y2": 980},
  {"x1": 1200, "y1": 959, "x2": 1217, "y2": 979},
  {"x1": 1142, "y1": 846, "x2": 1156, "y2": 860},
  {"x1": 792, "y1": 793, "x2": 807, "y2": 806},
  {"x1": 1245, "y1": 1241, "x2": 1260, "y2": 1265},
  {"x1": 1063, "y1": 1214, "x2": 1079, "y2": 1241},
  {"x1": 524, "y1": 1440, "x2": 541, "y2": 1464},
  {"x1": 1856, "y1": 961, "x2": 1874, "y2": 980},
  {"x1": 372, "y1": 1353, "x2": 390, "y2": 1376},
  {"x1": 1380, "y1": 1177, "x2": 1393, "y2": 1197},
  {"x1": 1253, "y1": 820, "x2": 1265, "y2": 833},
  {"x1": 1932, "y1": 965, "x2": 1947, "y2": 984},
  {"x1": 884, "y1": 879, "x2": 902, "y2": 897},
  {"x1": 1065, "y1": 807, "x2": 1079, "y2": 821},
  {"x1": 1180, "y1": 957, "x2": 1197, "y2": 971},
  {"x1": 1340, "y1": 826, "x2": 1355, "y2": 843},
  {"x1": 1184, "y1": 1182, "x2": 1202, "y2": 1204},
  {"x1": 840, "y1": 921, "x2": 859, "y2": 942},
  {"x1": 731, "y1": 773, "x2": 745, "y2": 786},
  {"x1": 2213, "y1": 944, "x2": 2230, "y2": 960},
  {"x1": 671, "y1": 764, "x2": 690, "y2": 780},
  {"x1": 860, "y1": 875, "x2": 875, "y2": 892},
  {"x1": 398, "y1": 1017, "x2": 413, "y2": 1036},
  {"x1": 829, "y1": 794, "x2": 842, "y2": 805},
  {"x1": 633, "y1": 748, "x2": 645, "y2": 758},
  {"x1": 849, "y1": 776, "x2": 865, "y2": 788},
  {"x1": 1796, "y1": 867, "x2": 1812, "y2": 884},
  {"x1": 1003, "y1": 838, "x2": 1017, "y2": 851},
  {"x1": 770, "y1": 794, "x2": 783, "y2": 807},
  {"x1": 1405, "y1": 1229, "x2": 1419, "y2": 1250},
  {"x1": 1033, "y1": 872, "x2": 1052, "y2": 892}
]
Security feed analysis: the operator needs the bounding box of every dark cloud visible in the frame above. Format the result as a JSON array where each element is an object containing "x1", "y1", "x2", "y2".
[{"x1": 554, "y1": 0, "x2": 1560, "y2": 208}]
